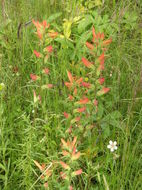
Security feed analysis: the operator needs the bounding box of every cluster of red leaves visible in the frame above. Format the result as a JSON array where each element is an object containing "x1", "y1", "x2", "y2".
[
  {"x1": 32, "y1": 20, "x2": 58, "y2": 40},
  {"x1": 64, "y1": 26, "x2": 112, "y2": 134},
  {"x1": 86, "y1": 27, "x2": 112, "y2": 51},
  {"x1": 31, "y1": 20, "x2": 58, "y2": 104},
  {"x1": 60, "y1": 137, "x2": 82, "y2": 189},
  {"x1": 32, "y1": 20, "x2": 59, "y2": 187}
]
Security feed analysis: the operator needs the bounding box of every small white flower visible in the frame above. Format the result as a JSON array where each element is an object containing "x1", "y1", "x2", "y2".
[
  {"x1": 110, "y1": 71, "x2": 113, "y2": 77},
  {"x1": 107, "y1": 140, "x2": 117, "y2": 152},
  {"x1": 0, "y1": 83, "x2": 5, "y2": 87},
  {"x1": 0, "y1": 83, "x2": 5, "y2": 91}
]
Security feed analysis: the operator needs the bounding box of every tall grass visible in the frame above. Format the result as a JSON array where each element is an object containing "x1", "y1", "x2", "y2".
[{"x1": 0, "y1": 0, "x2": 142, "y2": 189}]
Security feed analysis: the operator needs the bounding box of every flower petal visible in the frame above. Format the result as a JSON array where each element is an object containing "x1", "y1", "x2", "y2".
[
  {"x1": 107, "y1": 145, "x2": 111, "y2": 149},
  {"x1": 114, "y1": 141, "x2": 117, "y2": 145},
  {"x1": 114, "y1": 146, "x2": 118, "y2": 150},
  {"x1": 109, "y1": 140, "x2": 113, "y2": 145}
]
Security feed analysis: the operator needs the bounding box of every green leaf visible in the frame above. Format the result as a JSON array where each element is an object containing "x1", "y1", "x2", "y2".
[
  {"x1": 47, "y1": 12, "x2": 62, "y2": 23},
  {"x1": 97, "y1": 104, "x2": 104, "y2": 119},
  {"x1": 101, "y1": 123, "x2": 110, "y2": 139},
  {"x1": 63, "y1": 20, "x2": 72, "y2": 39},
  {"x1": 78, "y1": 15, "x2": 93, "y2": 33},
  {"x1": 0, "y1": 163, "x2": 5, "y2": 171},
  {"x1": 103, "y1": 174, "x2": 109, "y2": 190},
  {"x1": 0, "y1": 174, "x2": 6, "y2": 180},
  {"x1": 101, "y1": 111, "x2": 122, "y2": 128}
]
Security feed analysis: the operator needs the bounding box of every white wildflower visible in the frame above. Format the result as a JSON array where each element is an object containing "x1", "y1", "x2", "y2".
[
  {"x1": 107, "y1": 140, "x2": 117, "y2": 152},
  {"x1": 0, "y1": 83, "x2": 5, "y2": 90}
]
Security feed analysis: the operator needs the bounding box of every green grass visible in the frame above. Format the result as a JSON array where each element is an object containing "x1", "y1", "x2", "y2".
[{"x1": 0, "y1": 0, "x2": 142, "y2": 189}]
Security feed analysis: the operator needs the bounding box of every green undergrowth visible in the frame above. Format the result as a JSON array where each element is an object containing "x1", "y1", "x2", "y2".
[{"x1": 0, "y1": 0, "x2": 142, "y2": 189}]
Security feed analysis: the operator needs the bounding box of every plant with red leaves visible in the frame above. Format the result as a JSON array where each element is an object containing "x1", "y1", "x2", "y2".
[
  {"x1": 31, "y1": 19, "x2": 58, "y2": 86},
  {"x1": 60, "y1": 137, "x2": 82, "y2": 190},
  {"x1": 33, "y1": 24, "x2": 112, "y2": 189},
  {"x1": 30, "y1": 20, "x2": 58, "y2": 115},
  {"x1": 63, "y1": 26, "x2": 111, "y2": 139},
  {"x1": 86, "y1": 27, "x2": 112, "y2": 52}
]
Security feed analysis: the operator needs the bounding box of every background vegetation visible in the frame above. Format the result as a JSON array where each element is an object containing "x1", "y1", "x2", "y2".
[{"x1": 0, "y1": 0, "x2": 142, "y2": 189}]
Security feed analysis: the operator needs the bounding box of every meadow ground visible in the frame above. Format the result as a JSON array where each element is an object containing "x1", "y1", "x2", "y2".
[{"x1": 0, "y1": 0, "x2": 142, "y2": 190}]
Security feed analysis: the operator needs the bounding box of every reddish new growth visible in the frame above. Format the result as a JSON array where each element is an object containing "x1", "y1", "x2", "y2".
[
  {"x1": 32, "y1": 20, "x2": 50, "y2": 39},
  {"x1": 82, "y1": 26, "x2": 111, "y2": 97},
  {"x1": 33, "y1": 50, "x2": 41, "y2": 58},
  {"x1": 82, "y1": 57, "x2": 93, "y2": 68},
  {"x1": 34, "y1": 160, "x2": 52, "y2": 188},
  {"x1": 46, "y1": 45, "x2": 53, "y2": 53},
  {"x1": 86, "y1": 27, "x2": 112, "y2": 51},
  {"x1": 33, "y1": 90, "x2": 41, "y2": 104},
  {"x1": 65, "y1": 71, "x2": 83, "y2": 93},
  {"x1": 30, "y1": 20, "x2": 58, "y2": 91},
  {"x1": 60, "y1": 137, "x2": 82, "y2": 189},
  {"x1": 30, "y1": 74, "x2": 39, "y2": 81},
  {"x1": 43, "y1": 68, "x2": 49, "y2": 75}
]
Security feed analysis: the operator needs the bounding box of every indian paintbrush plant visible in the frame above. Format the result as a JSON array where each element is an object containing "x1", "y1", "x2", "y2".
[
  {"x1": 33, "y1": 20, "x2": 112, "y2": 189},
  {"x1": 31, "y1": 20, "x2": 58, "y2": 113},
  {"x1": 63, "y1": 26, "x2": 112, "y2": 140},
  {"x1": 60, "y1": 137, "x2": 82, "y2": 189}
]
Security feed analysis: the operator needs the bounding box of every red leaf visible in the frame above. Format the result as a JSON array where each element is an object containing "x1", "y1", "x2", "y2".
[
  {"x1": 76, "y1": 77, "x2": 83, "y2": 85},
  {"x1": 33, "y1": 50, "x2": 41, "y2": 58},
  {"x1": 46, "y1": 45, "x2": 53, "y2": 53},
  {"x1": 62, "y1": 150, "x2": 70, "y2": 156},
  {"x1": 48, "y1": 32, "x2": 58, "y2": 38},
  {"x1": 61, "y1": 138, "x2": 68, "y2": 148},
  {"x1": 72, "y1": 136, "x2": 77, "y2": 148},
  {"x1": 65, "y1": 82, "x2": 72, "y2": 88},
  {"x1": 86, "y1": 42, "x2": 94, "y2": 50},
  {"x1": 60, "y1": 172, "x2": 67, "y2": 180},
  {"x1": 30, "y1": 74, "x2": 38, "y2": 81},
  {"x1": 78, "y1": 97, "x2": 89, "y2": 104},
  {"x1": 81, "y1": 82, "x2": 91, "y2": 88},
  {"x1": 64, "y1": 112, "x2": 69, "y2": 118},
  {"x1": 82, "y1": 57, "x2": 93, "y2": 68},
  {"x1": 99, "y1": 52, "x2": 105, "y2": 65},
  {"x1": 102, "y1": 38, "x2": 112, "y2": 46},
  {"x1": 44, "y1": 182, "x2": 48, "y2": 188},
  {"x1": 47, "y1": 84, "x2": 53, "y2": 88},
  {"x1": 99, "y1": 78, "x2": 105, "y2": 85},
  {"x1": 68, "y1": 95, "x2": 74, "y2": 101},
  {"x1": 67, "y1": 71, "x2": 73, "y2": 83},
  {"x1": 60, "y1": 161, "x2": 70, "y2": 170},
  {"x1": 94, "y1": 99, "x2": 98, "y2": 106},
  {"x1": 77, "y1": 107, "x2": 86, "y2": 113},
  {"x1": 72, "y1": 169, "x2": 82, "y2": 176},
  {"x1": 43, "y1": 68, "x2": 49, "y2": 75},
  {"x1": 97, "y1": 87, "x2": 110, "y2": 96}
]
